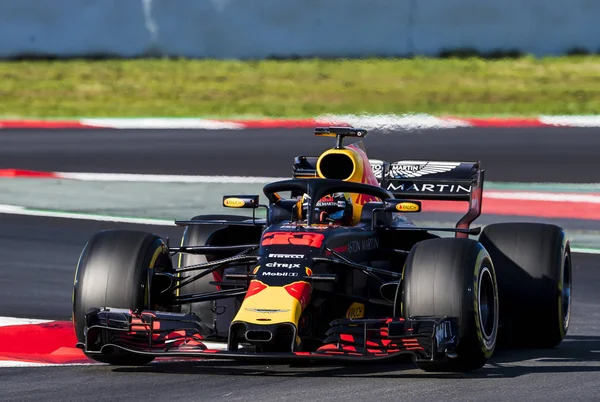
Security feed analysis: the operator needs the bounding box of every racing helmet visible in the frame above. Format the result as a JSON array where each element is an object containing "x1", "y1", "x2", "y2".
[{"x1": 299, "y1": 192, "x2": 353, "y2": 225}]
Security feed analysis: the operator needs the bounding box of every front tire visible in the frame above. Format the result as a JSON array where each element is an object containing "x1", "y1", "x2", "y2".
[
  {"x1": 73, "y1": 230, "x2": 172, "y2": 365},
  {"x1": 396, "y1": 238, "x2": 499, "y2": 372}
]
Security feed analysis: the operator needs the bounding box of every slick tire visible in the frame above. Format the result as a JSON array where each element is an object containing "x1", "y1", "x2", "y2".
[
  {"x1": 478, "y1": 223, "x2": 572, "y2": 348},
  {"x1": 178, "y1": 215, "x2": 261, "y2": 332},
  {"x1": 396, "y1": 238, "x2": 499, "y2": 372},
  {"x1": 73, "y1": 230, "x2": 172, "y2": 365}
]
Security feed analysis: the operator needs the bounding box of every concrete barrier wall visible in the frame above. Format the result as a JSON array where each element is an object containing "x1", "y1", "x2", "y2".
[
  {"x1": 1, "y1": 0, "x2": 598, "y2": 59},
  {"x1": 414, "y1": 0, "x2": 600, "y2": 56}
]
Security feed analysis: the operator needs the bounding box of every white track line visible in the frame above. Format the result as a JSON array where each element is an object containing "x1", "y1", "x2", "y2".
[
  {"x1": 572, "y1": 247, "x2": 600, "y2": 255},
  {"x1": 80, "y1": 118, "x2": 245, "y2": 130},
  {"x1": 56, "y1": 172, "x2": 288, "y2": 183},
  {"x1": 0, "y1": 316, "x2": 53, "y2": 327},
  {"x1": 0, "y1": 361, "x2": 100, "y2": 368},
  {"x1": 0, "y1": 204, "x2": 175, "y2": 226},
  {"x1": 540, "y1": 116, "x2": 600, "y2": 127},
  {"x1": 318, "y1": 114, "x2": 472, "y2": 130}
]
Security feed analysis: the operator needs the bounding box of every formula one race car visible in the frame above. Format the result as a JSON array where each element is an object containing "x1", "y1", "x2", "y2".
[{"x1": 72, "y1": 127, "x2": 572, "y2": 372}]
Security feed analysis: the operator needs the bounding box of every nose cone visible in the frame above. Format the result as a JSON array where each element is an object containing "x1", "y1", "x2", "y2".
[
  {"x1": 229, "y1": 279, "x2": 311, "y2": 352},
  {"x1": 232, "y1": 280, "x2": 311, "y2": 327}
]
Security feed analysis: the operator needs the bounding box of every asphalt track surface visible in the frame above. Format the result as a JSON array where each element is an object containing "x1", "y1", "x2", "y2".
[
  {"x1": 1, "y1": 128, "x2": 600, "y2": 401},
  {"x1": 1, "y1": 127, "x2": 600, "y2": 182},
  {"x1": 1, "y1": 214, "x2": 600, "y2": 402}
]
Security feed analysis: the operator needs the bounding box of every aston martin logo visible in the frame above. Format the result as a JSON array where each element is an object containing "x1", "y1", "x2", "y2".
[
  {"x1": 369, "y1": 159, "x2": 385, "y2": 179},
  {"x1": 389, "y1": 161, "x2": 461, "y2": 178}
]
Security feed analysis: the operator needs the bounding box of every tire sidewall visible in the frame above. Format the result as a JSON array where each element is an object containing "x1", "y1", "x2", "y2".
[
  {"x1": 557, "y1": 240, "x2": 571, "y2": 341},
  {"x1": 471, "y1": 250, "x2": 499, "y2": 358}
]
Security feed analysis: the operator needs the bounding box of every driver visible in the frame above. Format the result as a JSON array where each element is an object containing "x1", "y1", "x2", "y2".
[{"x1": 298, "y1": 192, "x2": 354, "y2": 225}]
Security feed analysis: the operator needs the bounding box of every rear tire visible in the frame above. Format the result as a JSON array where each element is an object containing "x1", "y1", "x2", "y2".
[
  {"x1": 478, "y1": 223, "x2": 571, "y2": 348},
  {"x1": 73, "y1": 230, "x2": 172, "y2": 365},
  {"x1": 396, "y1": 238, "x2": 499, "y2": 372}
]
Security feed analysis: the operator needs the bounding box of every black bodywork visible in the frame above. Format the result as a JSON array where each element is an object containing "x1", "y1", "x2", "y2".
[{"x1": 81, "y1": 129, "x2": 484, "y2": 365}]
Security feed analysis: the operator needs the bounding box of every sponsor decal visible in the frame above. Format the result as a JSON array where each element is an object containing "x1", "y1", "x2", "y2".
[
  {"x1": 369, "y1": 159, "x2": 385, "y2": 179},
  {"x1": 304, "y1": 224, "x2": 336, "y2": 229},
  {"x1": 223, "y1": 197, "x2": 245, "y2": 208},
  {"x1": 262, "y1": 232, "x2": 324, "y2": 248},
  {"x1": 305, "y1": 267, "x2": 313, "y2": 276},
  {"x1": 261, "y1": 271, "x2": 299, "y2": 277},
  {"x1": 316, "y1": 194, "x2": 349, "y2": 209},
  {"x1": 347, "y1": 238, "x2": 379, "y2": 253},
  {"x1": 301, "y1": 194, "x2": 312, "y2": 209},
  {"x1": 245, "y1": 308, "x2": 290, "y2": 313},
  {"x1": 346, "y1": 302, "x2": 365, "y2": 319},
  {"x1": 268, "y1": 254, "x2": 304, "y2": 259},
  {"x1": 389, "y1": 161, "x2": 460, "y2": 179},
  {"x1": 265, "y1": 262, "x2": 301, "y2": 268},
  {"x1": 386, "y1": 182, "x2": 471, "y2": 194},
  {"x1": 396, "y1": 202, "x2": 421, "y2": 212},
  {"x1": 252, "y1": 266, "x2": 260, "y2": 274}
]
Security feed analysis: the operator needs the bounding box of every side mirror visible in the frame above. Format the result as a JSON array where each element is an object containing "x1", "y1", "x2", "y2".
[
  {"x1": 223, "y1": 195, "x2": 260, "y2": 209},
  {"x1": 383, "y1": 199, "x2": 421, "y2": 213},
  {"x1": 371, "y1": 199, "x2": 421, "y2": 230}
]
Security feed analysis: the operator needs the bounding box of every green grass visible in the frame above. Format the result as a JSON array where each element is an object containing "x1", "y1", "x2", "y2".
[{"x1": 1, "y1": 56, "x2": 600, "y2": 117}]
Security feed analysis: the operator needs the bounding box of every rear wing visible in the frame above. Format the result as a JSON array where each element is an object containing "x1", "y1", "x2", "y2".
[
  {"x1": 292, "y1": 157, "x2": 482, "y2": 200},
  {"x1": 292, "y1": 157, "x2": 484, "y2": 237},
  {"x1": 369, "y1": 160, "x2": 480, "y2": 201}
]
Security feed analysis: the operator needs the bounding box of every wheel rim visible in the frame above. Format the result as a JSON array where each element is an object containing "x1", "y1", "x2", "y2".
[
  {"x1": 562, "y1": 253, "x2": 572, "y2": 331},
  {"x1": 478, "y1": 266, "x2": 497, "y2": 340}
]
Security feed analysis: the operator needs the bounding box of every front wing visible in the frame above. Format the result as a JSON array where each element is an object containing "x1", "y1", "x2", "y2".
[{"x1": 80, "y1": 309, "x2": 459, "y2": 363}]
